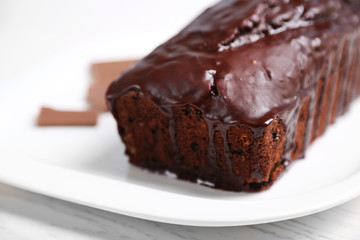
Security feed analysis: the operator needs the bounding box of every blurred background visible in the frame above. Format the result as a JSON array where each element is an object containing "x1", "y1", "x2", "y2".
[{"x1": 0, "y1": 0, "x2": 217, "y2": 86}]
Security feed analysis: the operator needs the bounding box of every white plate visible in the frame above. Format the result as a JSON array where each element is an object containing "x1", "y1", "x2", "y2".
[{"x1": 1, "y1": 36, "x2": 360, "y2": 227}]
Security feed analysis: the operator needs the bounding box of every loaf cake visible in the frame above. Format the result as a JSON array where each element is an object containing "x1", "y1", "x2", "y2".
[{"x1": 106, "y1": 0, "x2": 360, "y2": 191}]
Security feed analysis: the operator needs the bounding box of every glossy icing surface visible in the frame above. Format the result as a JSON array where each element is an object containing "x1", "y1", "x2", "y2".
[{"x1": 108, "y1": 0, "x2": 359, "y2": 127}]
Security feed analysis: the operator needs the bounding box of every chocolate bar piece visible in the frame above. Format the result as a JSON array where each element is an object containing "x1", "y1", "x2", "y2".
[
  {"x1": 88, "y1": 60, "x2": 137, "y2": 111},
  {"x1": 37, "y1": 107, "x2": 98, "y2": 126}
]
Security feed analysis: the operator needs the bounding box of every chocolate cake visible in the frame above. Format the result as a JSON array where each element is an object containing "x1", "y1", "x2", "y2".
[{"x1": 106, "y1": 0, "x2": 360, "y2": 191}]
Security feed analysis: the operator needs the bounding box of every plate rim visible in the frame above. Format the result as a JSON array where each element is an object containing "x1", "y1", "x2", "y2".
[{"x1": 1, "y1": 148, "x2": 360, "y2": 227}]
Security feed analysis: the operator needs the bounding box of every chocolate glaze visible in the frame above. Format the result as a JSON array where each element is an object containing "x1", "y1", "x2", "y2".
[{"x1": 107, "y1": 0, "x2": 360, "y2": 163}]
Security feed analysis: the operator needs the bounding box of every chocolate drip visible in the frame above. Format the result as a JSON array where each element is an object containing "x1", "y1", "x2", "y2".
[
  {"x1": 217, "y1": 123, "x2": 232, "y2": 174},
  {"x1": 167, "y1": 107, "x2": 181, "y2": 164}
]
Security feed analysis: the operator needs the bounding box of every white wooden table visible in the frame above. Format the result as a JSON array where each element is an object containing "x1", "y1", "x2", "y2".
[
  {"x1": 1, "y1": 1, "x2": 360, "y2": 239},
  {"x1": 1, "y1": 182, "x2": 360, "y2": 239}
]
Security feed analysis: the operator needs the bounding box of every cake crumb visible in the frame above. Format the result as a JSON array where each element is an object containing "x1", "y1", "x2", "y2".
[
  {"x1": 196, "y1": 179, "x2": 215, "y2": 187},
  {"x1": 164, "y1": 170, "x2": 177, "y2": 179}
]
